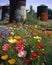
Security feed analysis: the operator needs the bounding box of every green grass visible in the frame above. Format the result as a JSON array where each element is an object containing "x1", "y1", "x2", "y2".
[{"x1": 45, "y1": 44, "x2": 52, "y2": 65}]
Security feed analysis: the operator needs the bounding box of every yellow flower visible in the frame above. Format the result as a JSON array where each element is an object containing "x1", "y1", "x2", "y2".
[
  {"x1": 14, "y1": 36, "x2": 21, "y2": 40},
  {"x1": 34, "y1": 36, "x2": 41, "y2": 40},
  {"x1": 37, "y1": 40, "x2": 41, "y2": 43},
  {"x1": 1, "y1": 55, "x2": 8, "y2": 60},
  {"x1": 8, "y1": 59, "x2": 16, "y2": 65},
  {"x1": 8, "y1": 38, "x2": 17, "y2": 44},
  {"x1": 35, "y1": 25, "x2": 38, "y2": 29},
  {"x1": 34, "y1": 36, "x2": 42, "y2": 42}
]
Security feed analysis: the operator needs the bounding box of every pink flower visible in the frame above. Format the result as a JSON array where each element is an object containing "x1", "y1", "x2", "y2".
[
  {"x1": 2, "y1": 44, "x2": 11, "y2": 52},
  {"x1": 18, "y1": 50, "x2": 27, "y2": 58}
]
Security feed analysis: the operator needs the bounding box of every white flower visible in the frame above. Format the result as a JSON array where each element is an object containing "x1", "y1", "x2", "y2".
[
  {"x1": 10, "y1": 32, "x2": 14, "y2": 35},
  {"x1": 10, "y1": 27, "x2": 13, "y2": 30}
]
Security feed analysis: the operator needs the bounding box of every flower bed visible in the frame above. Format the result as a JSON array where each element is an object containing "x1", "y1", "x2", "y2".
[{"x1": 0, "y1": 24, "x2": 52, "y2": 65}]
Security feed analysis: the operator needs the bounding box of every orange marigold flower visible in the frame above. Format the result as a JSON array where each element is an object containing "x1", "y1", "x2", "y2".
[
  {"x1": 8, "y1": 36, "x2": 13, "y2": 39},
  {"x1": 1, "y1": 55, "x2": 8, "y2": 60},
  {"x1": 8, "y1": 59, "x2": 16, "y2": 65},
  {"x1": 14, "y1": 36, "x2": 21, "y2": 40}
]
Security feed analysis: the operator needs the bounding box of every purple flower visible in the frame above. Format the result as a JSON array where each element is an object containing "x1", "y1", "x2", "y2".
[{"x1": 0, "y1": 38, "x2": 2, "y2": 42}]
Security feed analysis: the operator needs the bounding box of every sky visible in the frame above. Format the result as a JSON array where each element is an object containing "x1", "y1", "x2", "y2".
[
  {"x1": 0, "y1": 0, "x2": 9, "y2": 6},
  {"x1": 0, "y1": 0, "x2": 52, "y2": 12},
  {"x1": 26, "y1": 0, "x2": 52, "y2": 12}
]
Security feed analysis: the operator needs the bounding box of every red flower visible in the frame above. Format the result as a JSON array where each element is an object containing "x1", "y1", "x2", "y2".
[
  {"x1": 36, "y1": 44, "x2": 43, "y2": 49},
  {"x1": 15, "y1": 39, "x2": 26, "y2": 52},
  {"x1": 0, "y1": 51, "x2": 4, "y2": 54},
  {"x1": 31, "y1": 52, "x2": 39, "y2": 58},
  {"x1": 15, "y1": 44, "x2": 24, "y2": 52},
  {"x1": 24, "y1": 58, "x2": 32, "y2": 64},
  {"x1": 2, "y1": 44, "x2": 11, "y2": 52},
  {"x1": 16, "y1": 39, "x2": 26, "y2": 45}
]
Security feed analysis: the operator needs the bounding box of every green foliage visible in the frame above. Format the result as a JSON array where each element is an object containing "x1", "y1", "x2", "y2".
[
  {"x1": 26, "y1": 5, "x2": 38, "y2": 25},
  {"x1": 48, "y1": 8, "x2": 52, "y2": 14}
]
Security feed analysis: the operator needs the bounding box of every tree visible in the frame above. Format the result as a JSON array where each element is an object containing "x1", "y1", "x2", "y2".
[
  {"x1": 48, "y1": 8, "x2": 52, "y2": 19},
  {"x1": 27, "y1": 6, "x2": 35, "y2": 21},
  {"x1": 48, "y1": 8, "x2": 52, "y2": 14}
]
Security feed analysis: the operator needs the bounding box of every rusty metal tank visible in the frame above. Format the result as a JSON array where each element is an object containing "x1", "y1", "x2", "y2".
[
  {"x1": 37, "y1": 5, "x2": 48, "y2": 21},
  {"x1": 15, "y1": 0, "x2": 26, "y2": 22}
]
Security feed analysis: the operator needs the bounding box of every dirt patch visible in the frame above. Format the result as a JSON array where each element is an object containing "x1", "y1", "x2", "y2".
[{"x1": 39, "y1": 19, "x2": 52, "y2": 24}]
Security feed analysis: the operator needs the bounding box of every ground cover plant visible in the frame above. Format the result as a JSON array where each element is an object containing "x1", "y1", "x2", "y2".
[{"x1": 0, "y1": 24, "x2": 52, "y2": 65}]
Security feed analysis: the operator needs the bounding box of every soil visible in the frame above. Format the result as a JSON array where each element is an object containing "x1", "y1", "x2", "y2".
[{"x1": 39, "y1": 19, "x2": 52, "y2": 24}]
